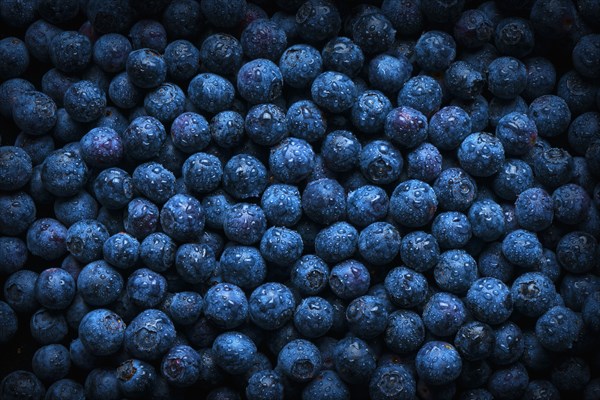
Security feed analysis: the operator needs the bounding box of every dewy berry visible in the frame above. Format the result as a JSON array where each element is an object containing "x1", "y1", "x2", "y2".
[{"x1": 0, "y1": 1, "x2": 599, "y2": 399}]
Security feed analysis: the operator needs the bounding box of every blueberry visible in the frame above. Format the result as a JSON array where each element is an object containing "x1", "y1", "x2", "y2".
[
  {"x1": 384, "y1": 309, "x2": 425, "y2": 355},
  {"x1": 352, "y1": 12, "x2": 395, "y2": 55},
  {"x1": 65, "y1": 219, "x2": 109, "y2": 264},
  {"x1": 384, "y1": 266, "x2": 428, "y2": 308},
  {"x1": 429, "y1": 106, "x2": 472, "y2": 152},
  {"x1": 222, "y1": 154, "x2": 268, "y2": 199},
  {"x1": 556, "y1": 231, "x2": 597, "y2": 273},
  {"x1": 515, "y1": 188, "x2": 554, "y2": 232},
  {"x1": 0, "y1": 370, "x2": 45, "y2": 400},
  {"x1": 334, "y1": 336, "x2": 376, "y2": 384},
  {"x1": 302, "y1": 178, "x2": 346, "y2": 225},
  {"x1": 219, "y1": 245, "x2": 265, "y2": 289},
  {"x1": 188, "y1": 73, "x2": 235, "y2": 115},
  {"x1": 466, "y1": 277, "x2": 513, "y2": 325},
  {"x1": 432, "y1": 211, "x2": 473, "y2": 250},
  {"x1": 3, "y1": 270, "x2": 39, "y2": 313},
  {"x1": 322, "y1": 37, "x2": 364, "y2": 78},
  {"x1": 523, "y1": 57, "x2": 557, "y2": 101},
  {"x1": 296, "y1": 0, "x2": 341, "y2": 43},
  {"x1": 487, "y1": 362, "x2": 529, "y2": 400},
  {"x1": 359, "y1": 139, "x2": 403, "y2": 185},
  {"x1": 26, "y1": 218, "x2": 68, "y2": 261},
  {"x1": 433, "y1": 167, "x2": 478, "y2": 211},
  {"x1": 458, "y1": 132, "x2": 505, "y2": 177},
  {"x1": 369, "y1": 54, "x2": 412, "y2": 94},
  {"x1": 423, "y1": 292, "x2": 468, "y2": 337},
  {"x1": 237, "y1": 59, "x2": 283, "y2": 104},
  {"x1": 124, "y1": 309, "x2": 176, "y2": 361},
  {"x1": 416, "y1": 341, "x2": 462, "y2": 386},
  {"x1": 160, "y1": 194, "x2": 205, "y2": 242},
  {"x1": 260, "y1": 226, "x2": 304, "y2": 267},
  {"x1": 468, "y1": 200, "x2": 506, "y2": 242},
  {"x1": 311, "y1": 71, "x2": 357, "y2": 114},
  {"x1": 493, "y1": 159, "x2": 534, "y2": 201},
  {"x1": 345, "y1": 295, "x2": 388, "y2": 340},
  {"x1": 0, "y1": 301, "x2": 18, "y2": 343},
  {"x1": 488, "y1": 56, "x2": 527, "y2": 99},
  {"x1": 249, "y1": 282, "x2": 295, "y2": 330},
  {"x1": 369, "y1": 364, "x2": 416, "y2": 400},
  {"x1": 415, "y1": 30, "x2": 456, "y2": 73},
  {"x1": 557, "y1": 70, "x2": 597, "y2": 116},
  {"x1": 491, "y1": 321, "x2": 524, "y2": 365},
  {"x1": 49, "y1": 31, "x2": 91, "y2": 74},
  {"x1": 329, "y1": 259, "x2": 370, "y2": 300},
  {"x1": 398, "y1": 75, "x2": 442, "y2": 118},
  {"x1": 116, "y1": 358, "x2": 157, "y2": 398},
  {"x1": 126, "y1": 268, "x2": 167, "y2": 308},
  {"x1": 293, "y1": 296, "x2": 333, "y2": 338},
  {"x1": 212, "y1": 331, "x2": 257, "y2": 375},
  {"x1": 34, "y1": 268, "x2": 75, "y2": 311},
  {"x1": 454, "y1": 321, "x2": 495, "y2": 361},
  {"x1": 126, "y1": 48, "x2": 166, "y2": 89},
  {"x1": 44, "y1": 379, "x2": 84, "y2": 400},
  {"x1": 400, "y1": 231, "x2": 440, "y2": 273},
  {"x1": 203, "y1": 283, "x2": 248, "y2": 330},
  {"x1": 290, "y1": 255, "x2": 329, "y2": 296},
  {"x1": 78, "y1": 309, "x2": 125, "y2": 356},
  {"x1": 12, "y1": 91, "x2": 58, "y2": 136}
]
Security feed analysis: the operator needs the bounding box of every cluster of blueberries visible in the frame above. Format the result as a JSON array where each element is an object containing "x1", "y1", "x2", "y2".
[{"x1": 1, "y1": 0, "x2": 600, "y2": 399}]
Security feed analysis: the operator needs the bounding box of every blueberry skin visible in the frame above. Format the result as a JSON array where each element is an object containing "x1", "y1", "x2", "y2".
[
  {"x1": 514, "y1": 188, "x2": 554, "y2": 232},
  {"x1": 158, "y1": 344, "x2": 201, "y2": 388},
  {"x1": 204, "y1": 283, "x2": 248, "y2": 330},
  {"x1": 0, "y1": 191, "x2": 36, "y2": 235},
  {"x1": 572, "y1": 34, "x2": 600, "y2": 79},
  {"x1": 222, "y1": 203, "x2": 266, "y2": 246},
  {"x1": 369, "y1": 364, "x2": 416, "y2": 400},
  {"x1": 258, "y1": 184, "x2": 301, "y2": 227},
  {"x1": 24, "y1": 20, "x2": 61, "y2": 64},
  {"x1": 466, "y1": 277, "x2": 513, "y2": 325},
  {"x1": 454, "y1": 321, "x2": 495, "y2": 361},
  {"x1": 269, "y1": 137, "x2": 316, "y2": 184},
  {"x1": 290, "y1": 255, "x2": 330, "y2": 296},
  {"x1": 131, "y1": 162, "x2": 175, "y2": 205},
  {"x1": 41, "y1": 148, "x2": 88, "y2": 198},
  {"x1": 416, "y1": 341, "x2": 462, "y2": 386},
  {"x1": 199, "y1": 33, "x2": 243, "y2": 76},
  {"x1": 161, "y1": 291, "x2": 203, "y2": 326},
  {"x1": 163, "y1": 39, "x2": 200, "y2": 82},
  {"x1": 3, "y1": 270, "x2": 39, "y2": 313},
  {"x1": 554, "y1": 182, "x2": 592, "y2": 225},
  {"x1": 246, "y1": 370, "x2": 284, "y2": 400},
  {"x1": 311, "y1": 71, "x2": 357, "y2": 113},
  {"x1": 302, "y1": 178, "x2": 346, "y2": 225},
  {"x1": 26, "y1": 218, "x2": 68, "y2": 261},
  {"x1": 556, "y1": 231, "x2": 597, "y2": 274},
  {"x1": 277, "y1": 338, "x2": 322, "y2": 383},
  {"x1": 321, "y1": 37, "x2": 363, "y2": 78},
  {"x1": 423, "y1": 292, "x2": 468, "y2": 337},
  {"x1": 451, "y1": 95, "x2": 489, "y2": 133},
  {"x1": 384, "y1": 266, "x2": 428, "y2": 308},
  {"x1": 432, "y1": 211, "x2": 473, "y2": 250},
  {"x1": 78, "y1": 309, "x2": 125, "y2": 356},
  {"x1": 487, "y1": 56, "x2": 527, "y2": 99},
  {"x1": 30, "y1": 307, "x2": 68, "y2": 344},
  {"x1": 126, "y1": 48, "x2": 166, "y2": 89},
  {"x1": 468, "y1": 200, "x2": 506, "y2": 242},
  {"x1": 527, "y1": 95, "x2": 570, "y2": 139},
  {"x1": 293, "y1": 296, "x2": 333, "y2": 338},
  {"x1": 142, "y1": 83, "x2": 185, "y2": 124},
  {"x1": 496, "y1": 112, "x2": 538, "y2": 156},
  {"x1": 160, "y1": 194, "x2": 205, "y2": 242},
  {"x1": 350, "y1": 90, "x2": 392, "y2": 135},
  {"x1": 219, "y1": 245, "x2": 266, "y2": 290},
  {"x1": 390, "y1": 179, "x2": 438, "y2": 228},
  {"x1": 0, "y1": 301, "x2": 18, "y2": 343},
  {"x1": 244, "y1": 103, "x2": 287, "y2": 146},
  {"x1": 511, "y1": 272, "x2": 556, "y2": 321},
  {"x1": 358, "y1": 222, "x2": 401, "y2": 266},
  {"x1": 108, "y1": 72, "x2": 143, "y2": 109},
  {"x1": 368, "y1": 55, "x2": 411, "y2": 98},
  {"x1": 249, "y1": 282, "x2": 295, "y2": 330},
  {"x1": 458, "y1": 132, "x2": 505, "y2": 177},
  {"x1": 122, "y1": 116, "x2": 167, "y2": 161},
  {"x1": 557, "y1": 70, "x2": 597, "y2": 116},
  {"x1": 346, "y1": 185, "x2": 388, "y2": 228},
  {"x1": 259, "y1": 226, "x2": 303, "y2": 268},
  {"x1": 489, "y1": 321, "x2": 524, "y2": 366},
  {"x1": 241, "y1": 19, "x2": 287, "y2": 62},
  {"x1": 320, "y1": 130, "x2": 361, "y2": 174},
  {"x1": 428, "y1": 106, "x2": 472, "y2": 152},
  {"x1": 502, "y1": 229, "x2": 543, "y2": 269},
  {"x1": 535, "y1": 305, "x2": 583, "y2": 353},
  {"x1": 0, "y1": 237, "x2": 28, "y2": 276},
  {"x1": 286, "y1": 100, "x2": 327, "y2": 143},
  {"x1": 77, "y1": 259, "x2": 125, "y2": 306},
  {"x1": 124, "y1": 308, "x2": 176, "y2": 362},
  {"x1": 494, "y1": 17, "x2": 534, "y2": 58},
  {"x1": 84, "y1": 368, "x2": 121, "y2": 400},
  {"x1": 352, "y1": 12, "x2": 395, "y2": 54},
  {"x1": 521, "y1": 57, "x2": 556, "y2": 102},
  {"x1": 12, "y1": 91, "x2": 58, "y2": 136},
  {"x1": 210, "y1": 111, "x2": 244, "y2": 149},
  {"x1": 582, "y1": 291, "x2": 600, "y2": 332},
  {"x1": 406, "y1": 141, "x2": 442, "y2": 182},
  {"x1": 400, "y1": 231, "x2": 440, "y2": 273},
  {"x1": 359, "y1": 139, "x2": 403, "y2": 185},
  {"x1": 181, "y1": 153, "x2": 223, "y2": 195},
  {"x1": 398, "y1": 75, "x2": 443, "y2": 118},
  {"x1": 0, "y1": 78, "x2": 35, "y2": 119},
  {"x1": 487, "y1": 362, "x2": 529, "y2": 400},
  {"x1": 44, "y1": 379, "x2": 84, "y2": 400},
  {"x1": 384, "y1": 106, "x2": 428, "y2": 149},
  {"x1": 222, "y1": 154, "x2": 268, "y2": 199},
  {"x1": 200, "y1": 0, "x2": 246, "y2": 28},
  {"x1": 493, "y1": 159, "x2": 534, "y2": 201},
  {"x1": 126, "y1": 268, "x2": 167, "y2": 309},
  {"x1": 80, "y1": 127, "x2": 123, "y2": 168},
  {"x1": 433, "y1": 167, "x2": 478, "y2": 212},
  {"x1": 33, "y1": 268, "x2": 75, "y2": 311},
  {"x1": 90, "y1": 33, "x2": 130, "y2": 74},
  {"x1": 344, "y1": 295, "x2": 387, "y2": 340},
  {"x1": 14, "y1": 131, "x2": 55, "y2": 166},
  {"x1": 333, "y1": 335, "x2": 376, "y2": 384},
  {"x1": 187, "y1": 73, "x2": 235, "y2": 115},
  {"x1": 328, "y1": 259, "x2": 370, "y2": 301},
  {"x1": 444, "y1": 61, "x2": 485, "y2": 101},
  {"x1": 116, "y1": 358, "x2": 156, "y2": 398},
  {"x1": 93, "y1": 168, "x2": 133, "y2": 210},
  {"x1": 213, "y1": 330, "x2": 257, "y2": 376},
  {"x1": 313, "y1": 222, "x2": 356, "y2": 264},
  {"x1": 0, "y1": 370, "x2": 46, "y2": 400},
  {"x1": 65, "y1": 219, "x2": 109, "y2": 264},
  {"x1": 383, "y1": 309, "x2": 424, "y2": 355},
  {"x1": 415, "y1": 30, "x2": 456, "y2": 73},
  {"x1": 434, "y1": 250, "x2": 478, "y2": 295},
  {"x1": 296, "y1": 0, "x2": 341, "y2": 42},
  {"x1": 49, "y1": 31, "x2": 92, "y2": 74},
  {"x1": 237, "y1": 59, "x2": 283, "y2": 104}
]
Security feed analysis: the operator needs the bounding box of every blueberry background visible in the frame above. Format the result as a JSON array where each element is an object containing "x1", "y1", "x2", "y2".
[{"x1": 1, "y1": 0, "x2": 600, "y2": 399}]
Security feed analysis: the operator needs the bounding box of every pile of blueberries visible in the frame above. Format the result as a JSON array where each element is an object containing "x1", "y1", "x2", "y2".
[{"x1": 1, "y1": 0, "x2": 600, "y2": 398}]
